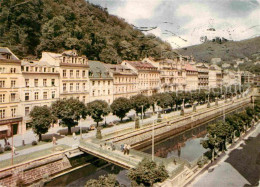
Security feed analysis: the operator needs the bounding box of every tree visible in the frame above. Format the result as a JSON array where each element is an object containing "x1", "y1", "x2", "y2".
[
  {"x1": 130, "y1": 94, "x2": 150, "y2": 116},
  {"x1": 156, "y1": 93, "x2": 173, "y2": 113},
  {"x1": 85, "y1": 174, "x2": 120, "y2": 187},
  {"x1": 86, "y1": 100, "x2": 110, "y2": 139},
  {"x1": 128, "y1": 158, "x2": 169, "y2": 186},
  {"x1": 110, "y1": 97, "x2": 132, "y2": 121},
  {"x1": 30, "y1": 106, "x2": 55, "y2": 141},
  {"x1": 51, "y1": 98, "x2": 87, "y2": 135}
]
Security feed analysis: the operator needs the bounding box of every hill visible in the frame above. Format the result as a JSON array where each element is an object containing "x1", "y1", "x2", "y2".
[
  {"x1": 176, "y1": 37, "x2": 260, "y2": 63},
  {"x1": 0, "y1": 0, "x2": 175, "y2": 63}
]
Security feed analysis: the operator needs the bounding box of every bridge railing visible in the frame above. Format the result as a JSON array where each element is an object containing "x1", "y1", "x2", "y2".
[{"x1": 80, "y1": 140, "x2": 139, "y2": 168}]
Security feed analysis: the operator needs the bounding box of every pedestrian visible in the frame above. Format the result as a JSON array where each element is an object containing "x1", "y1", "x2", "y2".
[
  {"x1": 173, "y1": 159, "x2": 177, "y2": 165},
  {"x1": 123, "y1": 144, "x2": 127, "y2": 155},
  {"x1": 4, "y1": 137, "x2": 7, "y2": 146},
  {"x1": 12, "y1": 146, "x2": 18, "y2": 155},
  {"x1": 120, "y1": 144, "x2": 124, "y2": 152},
  {"x1": 73, "y1": 132, "x2": 77, "y2": 140},
  {"x1": 52, "y1": 136, "x2": 57, "y2": 145},
  {"x1": 127, "y1": 144, "x2": 131, "y2": 155}
]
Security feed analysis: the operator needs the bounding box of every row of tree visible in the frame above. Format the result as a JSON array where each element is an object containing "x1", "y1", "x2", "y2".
[
  {"x1": 30, "y1": 85, "x2": 249, "y2": 141},
  {"x1": 202, "y1": 102, "x2": 259, "y2": 162}
]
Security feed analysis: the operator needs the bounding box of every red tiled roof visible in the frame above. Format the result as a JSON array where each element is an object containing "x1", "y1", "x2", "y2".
[
  {"x1": 126, "y1": 61, "x2": 157, "y2": 70},
  {"x1": 185, "y1": 64, "x2": 197, "y2": 71}
]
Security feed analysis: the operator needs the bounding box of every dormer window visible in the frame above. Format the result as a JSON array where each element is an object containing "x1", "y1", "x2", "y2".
[{"x1": 63, "y1": 57, "x2": 65, "y2": 63}]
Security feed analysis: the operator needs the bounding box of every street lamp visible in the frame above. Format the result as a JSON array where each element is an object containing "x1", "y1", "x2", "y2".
[{"x1": 141, "y1": 105, "x2": 144, "y2": 126}]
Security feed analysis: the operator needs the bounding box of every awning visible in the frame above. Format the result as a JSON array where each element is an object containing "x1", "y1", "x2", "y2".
[{"x1": 0, "y1": 125, "x2": 9, "y2": 131}]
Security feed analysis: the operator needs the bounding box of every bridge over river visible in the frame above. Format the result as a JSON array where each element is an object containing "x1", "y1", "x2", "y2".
[{"x1": 79, "y1": 94, "x2": 253, "y2": 178}]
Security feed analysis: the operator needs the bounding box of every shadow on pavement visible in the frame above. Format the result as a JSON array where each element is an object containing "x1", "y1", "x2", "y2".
[{"x1": 225, "y1": 134, "x2": 260, "y2": 186}]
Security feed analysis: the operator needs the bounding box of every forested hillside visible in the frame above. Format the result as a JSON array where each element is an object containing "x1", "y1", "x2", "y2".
[
  {"x1": 0, "y1": 0, "x2": 175, "y2": 63},
  {"x1": 177, "y1": 37, "x2": 260, "y2": 63}
]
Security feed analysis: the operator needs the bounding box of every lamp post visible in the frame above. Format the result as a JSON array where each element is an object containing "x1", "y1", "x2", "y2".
[
  {"x1": 141, "y1": 105, "x2": 144, "y2": 126},
  {"x1": 152, "y1": 118, "x2": 155, "y2": 161}
]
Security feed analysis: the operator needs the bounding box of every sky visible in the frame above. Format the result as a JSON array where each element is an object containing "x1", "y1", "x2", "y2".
[{"x1": 88, "y1": 0, "x2": 260, "y2": 48}]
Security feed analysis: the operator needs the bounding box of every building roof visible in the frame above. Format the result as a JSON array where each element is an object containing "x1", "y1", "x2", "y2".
[
  {"x1": 185, "y1": 64, "x2": 197, "y2": 71},
  {"x1": 21, "y1": 59, "x2": 55, "y2": 67},
  {"x1": 125, "y1": 60, "x2": 158, "y2": 70},
  {"x1": 105, "y1": 64, "x2": 137, "y2": 76},
  {"x1": 88, "y1": 61, "x2": 113, "y2": 79},
  {"x1": 0, "y1": 47, "x2": 19, "y2": 60},
  {"x1": 44, "y1": 52, "x2": 62, "y2": 59}
]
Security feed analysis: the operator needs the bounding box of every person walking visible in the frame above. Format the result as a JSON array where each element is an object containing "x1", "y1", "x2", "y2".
[
  {"x1": 123, "y1": 144, "x2": 127, "y2": 155},
  {"x1": 127, "y1": 144, "x2": 131, "y2": 155},
  {"x1": 52, "y1": 136, "x2": 57, "y2": 145},
  {"x1": 12, "y1": 146, "x2": 18, "y2": 155},
  {"x1": 121, "y1": 144, "x2": 124, "y2": 152}
]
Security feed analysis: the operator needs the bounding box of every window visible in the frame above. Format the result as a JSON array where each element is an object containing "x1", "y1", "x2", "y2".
[
  {"x1": 103, "y1": 90, "x2": 105, "y2": 95},
  {"x1": 108, "y1": 81, "x2": 110, "y2": 85},
  {"x1": 70, "y1": 70, "x2": 73, "y2": 77},
  {"x1": 52, "y1": 68, "x2": 55, "y2": 72},
  {"x1": 44, "y1": 68, "x2": 46, "y2": 72},
  {"x1": 0, "y1": 109, "x2": 5, "y2": 119},
  {"x1": 0, "y1": 94, "x2": 5, "y2": 103},
  {"x1": 10, "y1": 68, "x2": 16, "y2": 73},
  {"x1": 76, "y1": 97, "x2": 79, "y2": 100},
  {"x1": 34, "y1": 79, "x2": 38, "y2": 87},
  {"x1": 43, "y1": 92, "x2": 47, "y2": 99},
  {"x1": 35, "y1": 67, "x2": 38, "y2": 72},
  {"x1": 25, "y1": 107, "x2": 30, "y2": 116},
  {"x1": 92, "y1": 90, "x2": 95, "y2": 96},
  {"x1": 70, "y1": 83, "x2": 73, "y2": 91},
  {"x1": 34, "y1": 92, "x2": 39, "y2": 100},
  {"x1": 92, "y1": 81, "x2": 95, "y2": 86},
  {"x1": 63, "y1": 70, "x2": 67, "y2": 77},
  {"x1": 52, "y1": 91, "x2": 55, "y2": 99},
  {"x1": 108, "y1": 90, "x2": 110, "y2": 95},
  {"x1": 83, "y1": 96, "x2": 86, "y2": 103},
  {"x1": 26, "y1": 67, "x2": 29, "y2": 72},
  {"x1": 98, "y1": 90, "x2": 100, "y2": 95},
  {"x1": 98, "y1": 81, "x2": 100, "y2": 85},
  {"x1": 0, "y1": 67, "x2": 5, "y2": 73},
  {"x1": 11, "y1": 108, "x2": 16, "y2": 117},
  {"x1": 51, "y1": 79, "x2": 55, "y2": 86},
  {"x1": 43, "y1": 79, "x2": 47, "y2": 87},
  {"x1": 76, "y1": 83, "x2": 79, "y2": 91},
  {"x1": 11, "y1": 80, "x2": 15, "y2": 88},
  {"x1": 25, "y1": 93, "x2": 29, "y2": 101},
  {"x1": 76, "y1": 70, "x2": 79, "y2": 77},
  {"x1": 82, "y1": 70, "x2": 86, "y2": 77},
  {"x1": 11, "y1": 93, "x2": 16, "y2": 102},
  {"x1": 63, "y1": 83, "x2": 67, "y2": 91},
  {"x1": 0, "y1": 80, "x2": 5, "y2": 88},
  {"x1": 25, "y1": 79, "x2": 29, "y2": 87},
  {"x1": 83, "y1": 83, "x2": 86, "y2": 90}
]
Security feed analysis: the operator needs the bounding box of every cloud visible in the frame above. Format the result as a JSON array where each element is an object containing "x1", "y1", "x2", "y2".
[{"x1": 112, "y1": 0, "x2": 163, "y2": 23}]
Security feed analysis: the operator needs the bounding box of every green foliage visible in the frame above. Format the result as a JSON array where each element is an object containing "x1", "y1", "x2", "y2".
[
  {"x1": 135, "y1": 116, "x2": 140, "y2": 129},
  {"x1": 0, "y1": 0, "x2": 175, "y2": 62},
  {"x1": 51, "y1": 98, "x2": 87, "y2": 135},
  {"x1": 128, "y1": 158, "x2": 169, "y2": 186},
  {"x1": 86, "y1": 100, "x2": 110, "y2": 126},
  {"x1": 85, "y1": 174, "x2": 120, "y2": 187},
  {"x1": 30, "y1": 106, "x2": 55, "y2": 141},
  {"x1": 156, "y1": 93, "x2": 173, "y2": 112},
  {"x1": 130, "y1": 94, "x2": 150, "y2": 115},
  {"x1": 111, "y1": 97, "x2": 132, "y2": 121}
]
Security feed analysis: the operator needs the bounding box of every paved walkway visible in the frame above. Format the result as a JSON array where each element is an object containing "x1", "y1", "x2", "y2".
[
  {"x1": 190, "y1": 123, "x2": 260, "y2": 187},
  {"x1": 0, "y1": 97, "x2": 240, "y2": 163}
]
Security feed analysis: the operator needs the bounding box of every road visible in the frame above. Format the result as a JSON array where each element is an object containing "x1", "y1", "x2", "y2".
[{"x1": 190, "y1": 123, "x2": 260, "y2": 187}]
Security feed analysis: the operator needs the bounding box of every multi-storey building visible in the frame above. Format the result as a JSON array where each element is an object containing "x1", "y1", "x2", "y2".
[
  {"x1": 105, "y1": 64, "x2": 138, "y2": 99},
  {"x1": 40, "y1": 50, "x2": 89, "y2": 103},
  {"x1": 185, "y1": 63, "x2": 198, "y2": 91},
  {"x1": 122, "y1": 60, "x2": 160, "y2": 96},
  {"x1": 209, "y1": 65, "x2": 222, "y2": 88},
  {"x1": 20, "y1": 59, "x2": 60, "y2": 131},
  {"x1": 241, "y1": 71, "x2": 255, "y2": 85},
  {"x1": 88, "y1": 61, "x2": 113, "y2": 104},
  {"x1": 223, "y1": 70, "x2": 241, "y2": 87},
  {"x1": 0, "y1": 48, "x2": 23, "y2": 138},
  {"x1": 196, "y1": 63, "x2": 209, "y2": 90}
]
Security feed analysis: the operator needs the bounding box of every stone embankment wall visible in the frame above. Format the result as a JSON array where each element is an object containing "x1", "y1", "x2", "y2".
[
  {"x1": 0, "y1": 149, "x2": 77, "y2": 186},
  {"x1": 118, "y1": 97, "x2": 251, "y2": 149}
]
